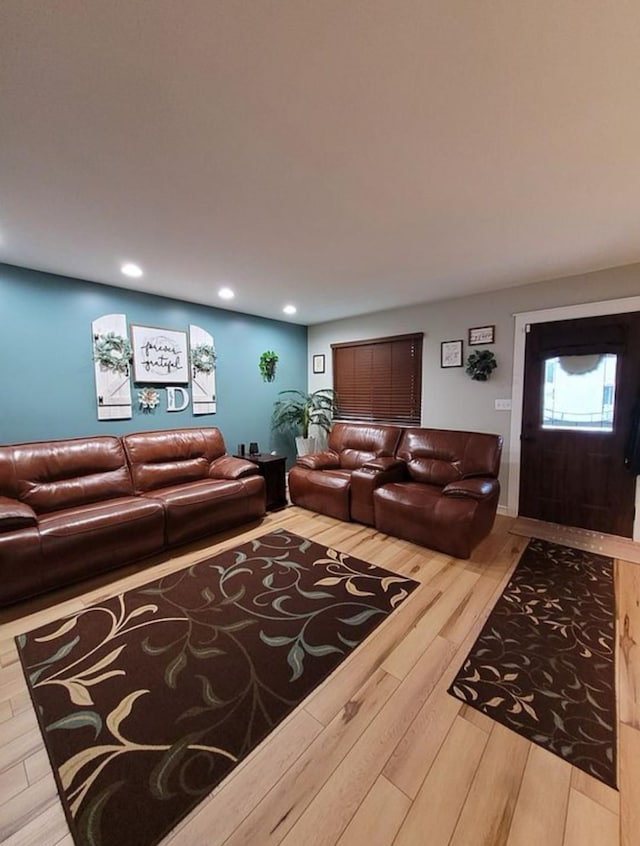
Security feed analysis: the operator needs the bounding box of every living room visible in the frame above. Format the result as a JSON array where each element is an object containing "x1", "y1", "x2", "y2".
[{"x1": 1, "y1": 3, "x2": 639, "y2": 846}]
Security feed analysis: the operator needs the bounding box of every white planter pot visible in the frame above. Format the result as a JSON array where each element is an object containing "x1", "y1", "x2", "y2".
[{"x1": 295, "y1": 436, "x2": 317, "y2": 456}]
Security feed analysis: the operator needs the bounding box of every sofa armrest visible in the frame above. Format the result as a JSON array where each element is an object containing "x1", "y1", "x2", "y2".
[
  {"x1": 350, "y1": 460, "x2": 408, "y2": 525},
  {"x1": 296, "y1": 451, "x2": 340, "y2": 470},
  {"x1": 0, "y1": 497, "x2": 38, "y2": 533},
  {"x1": 209, "y1": 456, "x2": 260, "y2": 480},
  {"x1": 362, "y1": 457, "x2": 406, "y2": 473},
  {"x1": 442, "y1": 478, "x2": 499, "y2": 501}
]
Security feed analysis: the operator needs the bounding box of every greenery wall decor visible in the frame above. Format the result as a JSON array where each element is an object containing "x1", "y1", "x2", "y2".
[
  {"x1": 466, "y1": 349, "x2": 497, "y2": 381},
  {"x1": 93, "y1": 332, "x2": 132, "y2": 374},
  {"x1": 190, "y1": 342, "x2": 216, "y2": 374},
  {"x1": 2, "y1": 263, "x2": 308, "y2": 446},
  {"x1": 259, "y1": 350, "x2": 279, "y2": 382}
]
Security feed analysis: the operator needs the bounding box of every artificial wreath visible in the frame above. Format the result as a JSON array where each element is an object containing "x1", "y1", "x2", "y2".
[
  {"x1": 93, "y1": 332, "x2": 132, "y2": 374},
  {"x1": 466, "y1": 349, "x2": 497, "y2": 381},
  {"x1": 138, "y1": 387, "x2": 160, "y2": 412},
  {"x1": 190, "y1": 342, "x2": 216, "y2": 374}
]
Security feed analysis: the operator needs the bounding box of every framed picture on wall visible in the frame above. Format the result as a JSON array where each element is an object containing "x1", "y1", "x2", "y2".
[
  {"x1": 468, "y1": 325, "x2": 495, "y2": 345},
  {"x1": 131, "y1": 324, "x2": 189, "y2": 384},
  {"x1": 441, "y1": 339, "x2": 463, "y2": 368},
  {"x1": 312, "y1": 354, "x2": 325, "y2": 374}
]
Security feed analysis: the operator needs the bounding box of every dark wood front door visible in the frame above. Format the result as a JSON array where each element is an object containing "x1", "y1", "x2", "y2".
[{"x1": 519, "y1": 312, "x2": 640, "y2": 537}]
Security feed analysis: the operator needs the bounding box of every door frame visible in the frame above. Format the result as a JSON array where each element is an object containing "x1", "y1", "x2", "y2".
[{"x1": 507, "y1": 294, "x2": 640, "y2": 540}]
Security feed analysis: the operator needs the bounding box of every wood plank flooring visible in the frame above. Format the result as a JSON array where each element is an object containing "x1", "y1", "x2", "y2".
[{"x1": 0, "y1": 507, "x2": 636, "y2": 846}]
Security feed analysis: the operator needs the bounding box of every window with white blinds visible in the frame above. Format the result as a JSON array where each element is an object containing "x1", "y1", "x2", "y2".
[{"x1": 331, "y1": 333, "x2": 423, "y2": 425}]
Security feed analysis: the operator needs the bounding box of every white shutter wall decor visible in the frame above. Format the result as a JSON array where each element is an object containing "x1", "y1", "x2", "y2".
[
  {"x1": 189, "y1": 324, "x2": 216, "y2": 415},
  {"x1": 92, "y1": 314, "x2": 133, "y2": 420}
]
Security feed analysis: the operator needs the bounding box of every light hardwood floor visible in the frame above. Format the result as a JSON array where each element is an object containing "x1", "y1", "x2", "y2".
[{"x1": 0, "y1": 507, "x2": 637, "y2": 846}]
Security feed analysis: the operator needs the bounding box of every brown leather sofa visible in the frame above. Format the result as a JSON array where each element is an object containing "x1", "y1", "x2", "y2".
[
  {"x1": 289, "y1": 422, "x2": 502, "y2": 559},
  {"x1": 0, "y1": 428, "x2": 265, "y2": 606},
  {"x1": 287, "y1": 422, "x2": 402, "y2": 522}
]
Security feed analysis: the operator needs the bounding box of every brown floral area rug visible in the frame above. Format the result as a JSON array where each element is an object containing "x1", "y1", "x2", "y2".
[
  {"x1": 16, "y1": 529, "x2": 418, "y2": 846},
  {"x1": 448, "y1": 538, "x2": 617, "y2": 788}
]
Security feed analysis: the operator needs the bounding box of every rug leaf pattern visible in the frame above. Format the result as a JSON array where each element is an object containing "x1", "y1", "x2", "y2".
[
  {"x1": 17, "y1": 530, "x2": 418, "y2": 846},
  {"x1": 448, "y1": 537, "x2": 617, "y2": 787}
]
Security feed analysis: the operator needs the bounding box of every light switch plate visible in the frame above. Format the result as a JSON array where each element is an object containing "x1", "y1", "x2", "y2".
[{"x1": 495, "y1": 399, "x2": 512, "y2": 411}]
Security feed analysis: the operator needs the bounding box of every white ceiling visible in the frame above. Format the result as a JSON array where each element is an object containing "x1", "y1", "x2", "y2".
[{"x1": 2, "y1": 1, "x2": 640, "y2": 325}]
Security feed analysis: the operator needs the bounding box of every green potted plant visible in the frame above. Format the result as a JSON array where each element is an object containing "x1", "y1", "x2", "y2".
[
  {"x1": 466, "y1": 349, "x2": 497, "y2": 381},
  {"x1": 259, "y1": 350, "x2": 279, "y2": 382},
  {"x1": 272, "y1": 388, "x2": 337, "y2": 455}
]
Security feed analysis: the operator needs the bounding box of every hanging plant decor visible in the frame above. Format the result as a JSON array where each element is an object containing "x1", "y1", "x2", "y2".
[
  {"x1": 138, "y1": 387, "x2": 160, "y2": 412},
  {"x1": 466, "y1": 349, "x2": 497, "y2": 381},
  {"x1": 93, "y1": 332, "x2": 132, "y2": 375},
  {"x1": 190, "y1": 342, "x2": 216, "y2": 375},
  {"x1": 259, "y1": 350, "x2": 279, "y2": 382}
]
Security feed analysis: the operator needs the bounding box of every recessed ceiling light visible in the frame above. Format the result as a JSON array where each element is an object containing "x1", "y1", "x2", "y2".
[
  {"x1": 283, "y1": 304, "x2": 297, "y2": 315},
  {"x1": 218, "y1": 287, "x2": 235, "y2": 300},
  {"x1": 121, "y1": 262, "x2": 143, "y2": 278}
]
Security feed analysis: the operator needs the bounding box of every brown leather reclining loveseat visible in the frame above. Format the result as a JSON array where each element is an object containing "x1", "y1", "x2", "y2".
[
  {"x1": 288, "y1": 422, "x2": 502, "y2": 559},
  {"x1": 0, "y1": 427, "x2": 265, "y2": 606}
]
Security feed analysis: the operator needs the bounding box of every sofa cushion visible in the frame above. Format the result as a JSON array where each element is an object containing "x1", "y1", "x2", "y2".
[
  {"x1": 328, "y1": 422, "x2": 402, "y2": 470},
  {"x1": 396, "y1": 428, "x2": 503, "y2": 486},
  {"x1": 38, "y1": 496, "x2": 166, "y2": 591},
  {"x1": 1, "y1": 437, "x2": 134, "y2": 514},
  {"x1": 130, "y1": 457, "x2": 209, "y2": 492},
  {"x1": 146, "y1": 476, "x2": 265, "y2": 546},
  {"x1": 123, "y1": 428, "x2": 226, "y2": 493},
  {"x1": 288, "y1": 467, "x2": 352, "y2": 521},
  {"x1": 374, "y1": 481, "x2": 483, "y2": 558}
]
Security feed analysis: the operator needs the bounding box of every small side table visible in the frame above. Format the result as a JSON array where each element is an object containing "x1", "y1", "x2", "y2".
[{"x1": 237, "y1": 453, "x2": 287, "y2": 511}]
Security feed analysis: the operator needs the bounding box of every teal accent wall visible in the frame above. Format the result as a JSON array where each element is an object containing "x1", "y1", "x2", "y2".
[{"x1": 0, "y1": 264, "x2": 307, "y2": 463}]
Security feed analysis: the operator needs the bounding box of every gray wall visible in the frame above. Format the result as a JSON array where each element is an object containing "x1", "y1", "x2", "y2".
[{"x1": 308, "y1": 262, "x2": 640, "y2": 507}]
